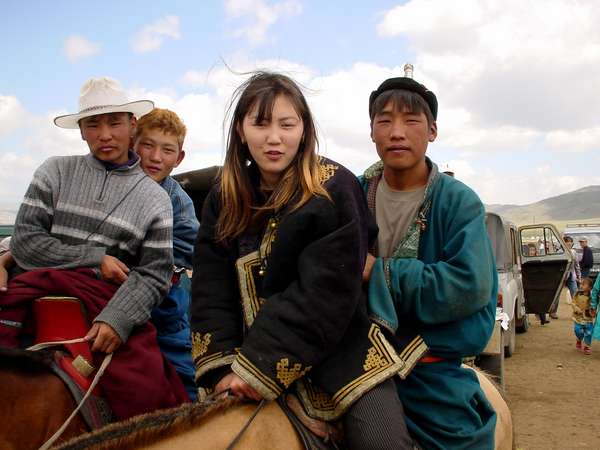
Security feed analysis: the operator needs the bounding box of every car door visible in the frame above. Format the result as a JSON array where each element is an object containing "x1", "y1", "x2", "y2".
[{"x1": 518, "y1": 224, "x2": 572, "y2": 314}]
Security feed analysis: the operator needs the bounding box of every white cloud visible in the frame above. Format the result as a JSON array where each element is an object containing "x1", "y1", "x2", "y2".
[
  {"x1": 545, "y1": 127, "x2": 600, "y2": 153},
  {"x1": 440, "y1": 157, "x2": 600, "y2": 206},
  {"x1": 0, "y1": 152, "x2": 40, "y2": 204},
  {"x1": 182, "y1": 57, "x2": 312, "y2": 89},
  {"x1": 4, "y1": 44, "x2": 598, "y2": 211},
  {"x1": 181, "y1": 70, "x2": 209, "y2": 86},
  {"x1": 180, "y1": 60, "x2": 396, "y2": 173},
  {"x1": 131, "y1": 15, "x2": 181, "y2": 53},
  {"x1": 0, "y1": 96, "x2": 27, "y2": 136},
  {"x1": 378, "y1": 0, "x2": 484, "y2": 39},
  {"x1": 125, "y1": 87, "x2": 228, "y2": 173},
  {"x1": 377, "y1": 0, "x2": 600, "y2": 133},
  {"x1": 63, "y1": 35, "x2": 101, "y2": 63},
  {"x1": 439, "y1": 159, "x2": 476, "y2": 178},
  {"x1": 224, "y1": 0, "x2": 302, "y2": 45},
  {"x1": 23, "y1": 112, "x2": 86, "y2": 158}
]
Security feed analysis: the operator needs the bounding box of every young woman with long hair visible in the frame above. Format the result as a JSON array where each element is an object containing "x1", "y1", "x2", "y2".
[{"x1": 190, "y1": 72, "x2": 425, "y2": 449}]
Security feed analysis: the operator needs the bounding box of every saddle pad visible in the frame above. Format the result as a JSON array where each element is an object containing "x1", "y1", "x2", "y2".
[{"x1": 50, "y1": 351, "x2": 112, "y2": 430}]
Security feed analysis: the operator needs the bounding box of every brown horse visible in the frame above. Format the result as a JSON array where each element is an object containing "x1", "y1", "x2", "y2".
[
  {"x1": 0, "y1": 348, "x2": 88, "y2": 450},
  {"x1": 57, "y1": 366, "x2": 512, "y2": 450}
]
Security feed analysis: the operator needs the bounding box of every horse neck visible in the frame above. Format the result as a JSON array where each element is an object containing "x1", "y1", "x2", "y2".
[
  {"x1": 0, "y1": 368, "x2": 86, "y2": 450},
  {"x1": 141, "y1": 401, "x2": 303, "y2": 450},
  {"x1": 56, "y1": 398, "x2": 302, "y2": 450}
]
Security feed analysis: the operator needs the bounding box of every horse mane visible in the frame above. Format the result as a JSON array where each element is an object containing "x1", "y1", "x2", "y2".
[
  {"x1": 0, "y1": 347, "x2": 54, "y2": 373},
  {"x1": 56, "y1": 396, "x2": 247, "y2": 450}
]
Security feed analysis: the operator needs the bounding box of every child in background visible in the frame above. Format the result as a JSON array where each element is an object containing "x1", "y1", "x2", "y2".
[{"x1": 572, "y1": 277, "x2": 595, "y2": 355}]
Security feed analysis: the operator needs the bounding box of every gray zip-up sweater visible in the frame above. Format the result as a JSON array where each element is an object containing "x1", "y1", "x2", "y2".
[{"x1": 10, "y1": 153, "x2": 174, "y2": 341}]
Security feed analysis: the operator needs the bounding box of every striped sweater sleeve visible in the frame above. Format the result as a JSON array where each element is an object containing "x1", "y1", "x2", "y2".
[
  {"x1": 10, "y1": 157, "x2": 105, "y2": 270},
  {"x1": 94, "y1": 204, "x2": 174, "y2": 341}
]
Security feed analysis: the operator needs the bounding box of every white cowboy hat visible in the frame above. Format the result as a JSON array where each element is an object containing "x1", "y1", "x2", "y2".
[{"x1": 53, "y1": 77, "x2": 154, "y2": 129}]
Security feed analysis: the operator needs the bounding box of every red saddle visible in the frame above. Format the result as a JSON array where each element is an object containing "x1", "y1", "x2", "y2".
[{"x1": 33, "y1": 296, "x2": 100, "y2": 395}]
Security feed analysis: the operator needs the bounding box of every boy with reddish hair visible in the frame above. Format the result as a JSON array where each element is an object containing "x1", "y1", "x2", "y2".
[{"x1": 134, "y1": 108, "x2": 199, "y2": 400}]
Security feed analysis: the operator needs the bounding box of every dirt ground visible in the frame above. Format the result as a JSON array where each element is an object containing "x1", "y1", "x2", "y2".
[{"x1": 505, "y1": 288, "x2": 600, "y2": 449}]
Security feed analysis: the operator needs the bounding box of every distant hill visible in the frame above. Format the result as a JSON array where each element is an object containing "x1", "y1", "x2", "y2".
[
  {"x1": 2, "y1": 186, "x2": 600, "y2": 229},
  {"x1": 486, "y1": 185, "x2": 600, "y2": 227}
]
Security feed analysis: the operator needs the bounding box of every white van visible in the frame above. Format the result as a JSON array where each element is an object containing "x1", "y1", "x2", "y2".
[{"x1": 478, "y1": 214, "x2": 571, "y2": 388}]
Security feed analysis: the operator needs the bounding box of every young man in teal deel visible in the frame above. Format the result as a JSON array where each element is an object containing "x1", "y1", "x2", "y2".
[{"x1": 360, "y1": 75, "x2": 498, "y2": 449}]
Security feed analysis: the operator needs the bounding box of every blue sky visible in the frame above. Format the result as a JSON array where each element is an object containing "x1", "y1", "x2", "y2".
[
  {"x1": 1, "y1": 0, "x2": 404, "y2": 111},
  {"x1": 2, "y1": 0, "x2": 600, "y2": 220}
]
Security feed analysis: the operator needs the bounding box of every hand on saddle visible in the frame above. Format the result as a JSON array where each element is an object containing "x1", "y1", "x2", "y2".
[
  {"x1": 85, "y1": 322, "x2": 122, "y2": 353},
  {"x1": 215, "y1": 372, "x2": 263, "y2": 401},
  {"x1": 362, "y1": 253, "x2": 376, "y2": 282},
  {"x1": 100, "y1": 255, "x2": 130, "y2": 285}
]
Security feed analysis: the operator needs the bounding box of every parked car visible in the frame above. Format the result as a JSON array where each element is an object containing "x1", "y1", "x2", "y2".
[
  {"x1": 562, "y1": 223, "x2": 600, "y2": 281},
  {"x1": 477, "y1": 216, "x2": 571, "y2": 388}
]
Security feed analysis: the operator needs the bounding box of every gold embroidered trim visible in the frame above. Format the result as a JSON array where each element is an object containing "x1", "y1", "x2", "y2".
[
  {"x1": 363, "y1": 346, "x2": 389, "y2": 371},
  {"x1": 232, "y1": 354, "x2": 282, "y2": 400},
  {"x1": 297, "y1": 380, "x2": 335, "y2": 411},
  {"x1": 236, "y1": 251, "x2": 262, "y2": 327},
  {"x1": 397, "y1": 335, "x2": 428, "y2": 379},
  {"x1": 296, "y1": 324, "x2": 408, "y2": 420},
  {"x1": 332, "y1": 324, "x2": 399, "y2": 404},
  {"x1": 276, "y1": 358, "x2": 312, "y2": 388},
  {"x1": 318, "y1": 163, "x2": 339, "y2": 184},
  {"x1": 191, "y1": 332, "x2": 212, "y2": 360},
  {"x1": 193, "y1": 352, "x2": 237, "y2": 383},
  {"x1": 236, "y1": 215, "x2": 279, "y2": 328}
]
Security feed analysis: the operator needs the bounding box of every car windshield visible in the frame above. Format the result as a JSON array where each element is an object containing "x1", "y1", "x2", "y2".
[{"x1": 520, "y1": 226, "x2": 565, "y2": 256}]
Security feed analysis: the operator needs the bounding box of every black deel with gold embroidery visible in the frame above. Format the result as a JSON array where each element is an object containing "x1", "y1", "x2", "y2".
[{"x1": 190, "y1": 158, "x2": 427, "y2": 420}]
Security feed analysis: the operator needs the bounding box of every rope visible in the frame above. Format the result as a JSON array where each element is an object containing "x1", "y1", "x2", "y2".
[
  {"x1": 27, "y1": 337, "x2": 91, "y2": 352},
  {"x1": 225, "y1": 399, "x2": 267, "y2": 450},
  {"x1": 26, "y1": 337, "x2": 112, "y2": 450}
]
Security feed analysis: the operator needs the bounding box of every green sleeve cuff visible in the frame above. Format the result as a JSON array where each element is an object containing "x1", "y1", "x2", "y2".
[{"x1": 367, "y1": 257, "x2": 399, "y2": 332}]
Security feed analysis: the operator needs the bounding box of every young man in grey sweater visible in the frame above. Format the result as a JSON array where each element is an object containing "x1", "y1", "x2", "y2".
[
  {"x1": 7, "y1": 77, "x2": 174, "y2": 352},
  {"x1": 0, "y1": 78, "x2": 189, "y2": 419}
]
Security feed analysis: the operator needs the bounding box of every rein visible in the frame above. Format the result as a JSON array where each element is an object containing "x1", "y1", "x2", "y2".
[
  {"x1": 27, "y1": 337, "x2": 112, "y2": 450},
  {"x1": 28, "y1": 341, "x2": 264, "y2": 450},
  {"x1": 225, "y1": 398, "x2": 267, "y2": 450},
  {"x1": 205, "y1": 389, "x2": 268, "y2": 450}
]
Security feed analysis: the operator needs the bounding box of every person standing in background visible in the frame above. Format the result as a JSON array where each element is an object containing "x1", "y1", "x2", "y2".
[
  {"x1": 563, "y1": 236, "x2": 581, "y2": 298},
  {"x1": 579, "y1": 238, "x2": 593, "y2": 278}
]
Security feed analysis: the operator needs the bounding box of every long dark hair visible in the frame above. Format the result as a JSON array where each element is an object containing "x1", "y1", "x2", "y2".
[{"x1": 216, "y1": 72, "x2": 329, "y2": 242}]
